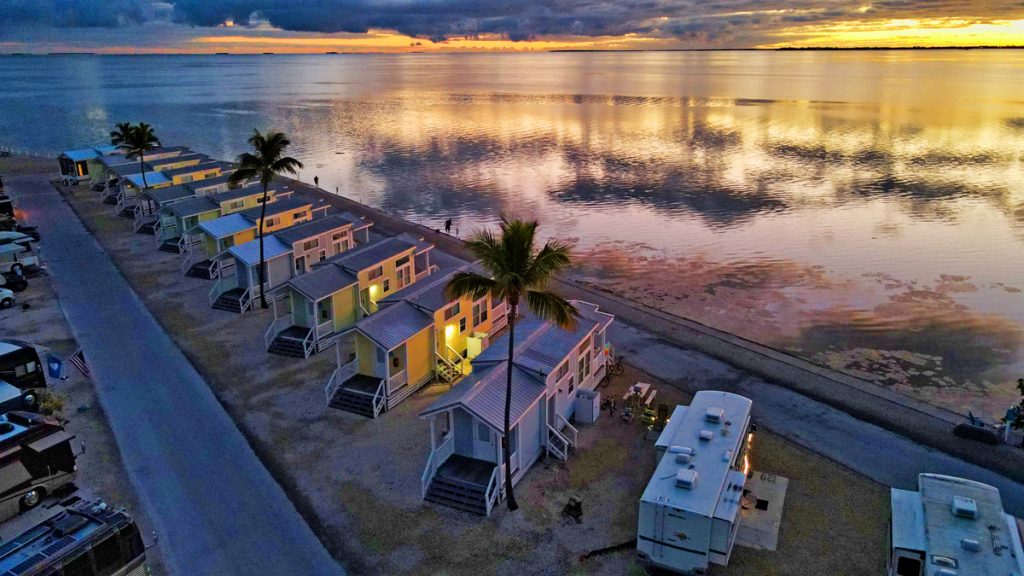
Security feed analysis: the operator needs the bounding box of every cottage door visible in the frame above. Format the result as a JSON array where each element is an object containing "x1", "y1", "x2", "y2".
[{"x1": 472, "y1": 420, "x2": 495, "y2": 462}]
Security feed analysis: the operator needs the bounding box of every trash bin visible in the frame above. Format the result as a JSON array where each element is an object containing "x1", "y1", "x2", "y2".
[{"x1": 575, "y1": 389, "x2": 601, "y2": 424}]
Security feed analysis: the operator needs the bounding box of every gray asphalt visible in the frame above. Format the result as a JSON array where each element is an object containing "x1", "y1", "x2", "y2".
[
  {"x1": 7, "y1": 174, "x2": 345, "y2": 576},
  {"x1": 610, "y1": 322, "x2": 1024, "y2": 517}
]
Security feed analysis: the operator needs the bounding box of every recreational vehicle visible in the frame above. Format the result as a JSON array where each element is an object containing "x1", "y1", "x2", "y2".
[
  {"x1": 889, "y1": 473, "x2": 1024, "y2": 576},
  {"x1": 0, "y1": 498, "x2": 147, "y2": 576},
  {"x1": 0, "y1": 242, "x2": 39, "y2": 275},
  {"x1": 0, "y1": 411, "x2": 80, "y2": 521},
  {"x1": 0, "y1": 340, "x2": 45, "y2": 390},
  {"x1": 637, "y1": 391, "x2": 755, "y2": 575}
]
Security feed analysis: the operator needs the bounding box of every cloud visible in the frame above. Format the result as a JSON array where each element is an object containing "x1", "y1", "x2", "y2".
[{"x1": 2, "y1": 0, "x2": 1023, "y2": 46}]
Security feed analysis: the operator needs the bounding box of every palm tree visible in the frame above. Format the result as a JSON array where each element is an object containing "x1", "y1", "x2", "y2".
[
  {"x1": 445, "y1": 217, "x2": 578, "y2": 511},
  {"x1": 109, "y1": 122, "x2": 133, "y2": 147},
  {"x1": 228, "y1": 130, "x2": 303, "y2": 309},
  {"x1": 115, "y1": 122, "x2": 161, "y2": 190}
]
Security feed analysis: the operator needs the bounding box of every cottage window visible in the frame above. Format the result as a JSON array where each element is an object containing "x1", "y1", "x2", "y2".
[
  {"x1": 577, "y1": 337, "x2": 591, "y2": 355},
  {"x1": 395, "y1": 255, "x2": 410, "y2": 268},
  {"x1": 302, "y1": 239, "x2": 319, "y2": 251},
  {"x1": 554, "y1": 361, "x2": 569, "y2": 382},
  {"x1": 477, "y1": 421, "x2": 490, "y2": 442},
  {"x1": 577, "y1": 353, "x2": 591, "y2": 385},
  {"x1": 443, "y1": 302, "x2": 461, "y2": 321},
  {"x1": 222, "y1": 236, "x2": 235, "y2": 249},
  {"x1": 459, "y1": 317, "x2": 467, "y2": 333},
  {"x1": 396, "y1": 266, "x2": 411, "y2": 289},
  {"x1": 509, "y1": 424, "x2": 519, "y2": 456},
  {"x1": 472, "y1": 299, "x2": 488, "y2": 326},
  {"x1": 383, "y1": 278, "x2": 391, "y2": 293},
  {"x1": 332, "y1": 231, "x2": 348, "y2": 241},
  {"x1": 368, "y1": 266, "x2": 384, "y2": 280},
  {"x1": 376, "y1": 347, "x2": 385, "y2": 363}
]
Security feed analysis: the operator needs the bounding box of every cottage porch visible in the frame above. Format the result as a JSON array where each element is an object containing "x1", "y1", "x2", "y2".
[{"x1": 322, "y1": 335, "x2": 429, "y2": 418}]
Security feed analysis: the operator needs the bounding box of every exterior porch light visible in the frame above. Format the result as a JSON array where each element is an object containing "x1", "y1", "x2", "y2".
[{"x1": 445, "y1": 324, "x2": 456, "y2": 337}]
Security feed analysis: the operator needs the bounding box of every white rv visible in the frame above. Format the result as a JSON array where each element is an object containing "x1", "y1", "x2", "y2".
[
  {"x1": 637, "y1": 391, "x2": 754, "y2": 575},
  {"x1": 889, "y1": 474, "x2": 1024, "y2": 576}
]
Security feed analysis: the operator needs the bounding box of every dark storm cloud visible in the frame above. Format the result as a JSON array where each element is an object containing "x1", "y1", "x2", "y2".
[{"x1": 2, "y1": 0, "x2": 1024, "y2": 43}]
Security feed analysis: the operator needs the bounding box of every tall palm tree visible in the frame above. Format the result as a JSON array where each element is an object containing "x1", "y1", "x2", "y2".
[
  {"x1": 116, "y1": 122, "x2": 161, "y2": 190},
  {"x1": 445, "y1": 217, "x2": 578, "y2": 511},
  {"x1": 228, "y1": 130, "x2": 303, "y2": 309},
  {"x1": 109, "y1": 122, "x2": 133, "y2": 147}
]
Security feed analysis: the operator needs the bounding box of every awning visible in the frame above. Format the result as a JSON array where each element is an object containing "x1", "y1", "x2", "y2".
[{"x1": 26, "y1": 430, "x2": 75, "y2": 453}]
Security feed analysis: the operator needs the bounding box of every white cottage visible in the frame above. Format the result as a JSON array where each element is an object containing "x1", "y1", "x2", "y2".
[{"x1": 419, "y1": 300, "x2": 613, "y2": 515}]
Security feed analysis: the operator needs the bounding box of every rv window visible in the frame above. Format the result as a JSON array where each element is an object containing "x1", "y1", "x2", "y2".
[
  {"x1": 62, "y1": 553, "x2": 94, "y2": 576},
  {"x1": 91, "y1": 533, "x2": 122, "y2": 576},
  {"x1": 895, "y1": 557, "x2": 922, "y2": 576},
  {"x1": 15, "y1": 361, "x2": 37, "y2": 377}
]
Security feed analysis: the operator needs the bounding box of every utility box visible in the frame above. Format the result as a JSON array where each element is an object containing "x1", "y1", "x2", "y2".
[{"x1": 575, "y1": 389, "x2": 600, "y2": 424}]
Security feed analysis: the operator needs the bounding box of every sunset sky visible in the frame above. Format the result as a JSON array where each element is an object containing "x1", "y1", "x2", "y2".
[{"x1": 1, "y1": 1, "x2": 1023, "y2": 53}]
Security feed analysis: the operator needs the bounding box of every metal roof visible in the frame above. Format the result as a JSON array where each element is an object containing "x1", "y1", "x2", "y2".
[
  {"x1": 61, "y1": 148, "x2": 101, "y2": 162},
  {"x1": 329, "y1": 232, "x2": 432, "y2": 273},
  {"x1": 890, "y1": 474, "x2": 1024, "y2": 575},
  {"x1": 239, "y1": 196, "x2": 310, "y2": 220},
  {"x1": 161, "y1": 160, "x2": 230, "y2": 178},
  {"x1": 186, "y1": 173, "x2": 243, "y2": 193},
  {"x1": 139, "y1": 185, "x2": 194, "y2": 205},
  {"x1": 97, "y1": 155, "x2": 137, "y2": 169},
  {"x1": 208, "y1": 183, "x2": 270, "y2": 203},
  {"x1": 420, "y1": 363, "x2": 546, "y2": 432},
  {"x1": 227, "y1": 235, "x2": 292, "y2": 266},
  {"x1": 352, "y1": 301, "x2": 433, "y2": 351},
  {"x1": 641, "y1": 391, "x2": 753, "y2": 517},
  {"x1": 148, "y1": 152, "x2": 210, "y2": 169},
  {"x1": 164, "y1": 195, "x2": 219, "y2": 217},
  {"x1": 274, "y1": 214, "x2": 360, "y2": 245},
  {"x1": 122, "y1": 171, "x2": 171, "y2": 188},
  {"x1": 286, "y1": 265, "x2": 357, "y2": 301},
  {"x1": 198, "y1": 213, "x2": 251, "y2": 239}
]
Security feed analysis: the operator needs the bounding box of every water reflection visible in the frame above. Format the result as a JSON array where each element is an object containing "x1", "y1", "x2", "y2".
[{"x1": 1, "y1": 51, "x2": 1022, "y2": 416}]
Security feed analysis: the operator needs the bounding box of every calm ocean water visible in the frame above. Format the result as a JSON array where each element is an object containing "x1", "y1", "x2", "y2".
[{"x1": 1, "y1": 51, "x2": 1022, "y2": 416}]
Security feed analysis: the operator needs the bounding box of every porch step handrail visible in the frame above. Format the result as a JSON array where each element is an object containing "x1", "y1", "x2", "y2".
[
  {"x1": 302, "y1": 327, "x2": 315, "y2": 358},
  {"x1": 324, "y1": 358, "x2": 359, "y2": 403},
  {"x1": 420, "y1": 433, "x2": 454, "y2": 498},
  {"x1": 546, "y1": 424, "x2": 570, "y2": 461},
  {"x1": 371, "y1": 378, "x2": 386, "y2": 417},
  {"x1": 152, "y1": 219, "x2": 163, "y2": 246},
  {"x1": 264, "y1": 316, "x2": 291, "y2": 351},
  {"x1": 556, "y1": 414, "x2": 579, "y2": 447},
  {"x1": 208, "y1": 277, "x2": 224, "y2": 307},
  {"x1": 240, "y1": 286, "x2": 253, "y2": 313},
  {"x1": 484, "y1": 465, "x2": 500, "y2": 516}
]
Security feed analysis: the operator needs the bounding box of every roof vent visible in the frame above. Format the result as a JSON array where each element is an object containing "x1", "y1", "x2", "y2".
[
  {"x1": 675, "y1": 469, "x2": 698, "y2": 490},
  {"x1": 675, "y1": 452, "x2": 693, "y2": 465},
  {"x1": 705, "y1": 407, "x2": 724, "y2": 423},
  {"x1": 961, "y1": 538, "x2": 980, "y2": 552},
  {"x1": 951, "y1": 496, "x2": 978, "y2": 519},
  {"x1": 699, "y1": 430, "x2": 714, "y2": 442},
  {"x1": 668, "y1": 446, "x2": 694, "y2": 455}
]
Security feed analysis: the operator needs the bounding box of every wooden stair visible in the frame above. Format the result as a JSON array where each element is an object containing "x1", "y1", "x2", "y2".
[
  {"x1": 158, "y1": 241, "x2": 182, "y2": 253},
  {"x1": 185, "y1": 260, "x2": 218, "y2": 280},
  {"x1": 211, "y1": 289, "x2": 245, "y2": 313},
  {"x1": 328, "y1": 388, "x2": 377, "y2": 418},
  {"x1": 136, "y1": 222, "x2": 156, "y2": 235},
  {"x1": 267, "y1": 336, "x2": 308, "y2": 358},
  {"x1": 436, "y1": 361, "x2": 459, "y2": 383},
  {"x1": 424, "y1": 456, "x2": 493, "y2": 516}
]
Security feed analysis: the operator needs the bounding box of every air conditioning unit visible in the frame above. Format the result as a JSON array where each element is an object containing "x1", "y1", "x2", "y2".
[
  {"x1": 952, "y1": 496, "x2": 978, "y2": 519},
  {"x1": 705, "y1": 407, "x2": 724, "y2": 423},
  {"x1": 676, "y1": 469, "x2": 699, "y2": 490}
]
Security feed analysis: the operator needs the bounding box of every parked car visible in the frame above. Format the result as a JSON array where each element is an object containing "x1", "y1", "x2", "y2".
[
  {"x1": 0, "y1": 272, "x2": 27, "y2": 292},
  {"x1": 0, "y1": 340, "x2": 45, "y2": 389},
  {"x1": 0, "y1": 287, "x2": 15, "y2": 308}
]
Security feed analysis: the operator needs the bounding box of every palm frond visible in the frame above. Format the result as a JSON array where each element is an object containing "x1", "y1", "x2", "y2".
[
  {"x1": 525, "y1": 239, "x2": 572, "y2": 284},
  {"x1": 524, "y1": 290, "x2": 579, "y2": 329},
  {"x1": 445, "y1": 271, "x2": 498, "y2": 302}
]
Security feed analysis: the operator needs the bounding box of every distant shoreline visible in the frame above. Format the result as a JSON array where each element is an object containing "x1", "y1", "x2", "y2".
[{"x1": 1, "y1": 46, "x2": 1022, "y2": 56}]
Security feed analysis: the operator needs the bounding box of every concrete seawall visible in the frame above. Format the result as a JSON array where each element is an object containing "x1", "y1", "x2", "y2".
[{"x1": 290, "y1": 180, "x2": 1024, "y2": 484}]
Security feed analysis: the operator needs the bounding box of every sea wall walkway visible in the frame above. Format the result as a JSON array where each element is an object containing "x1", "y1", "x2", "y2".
[
  {"x1": 291, "y1": 179, "x2": 1024, "y2": 486},
  {"x1": 7, "y1": 173, "x2": 345, "y2": 576}
]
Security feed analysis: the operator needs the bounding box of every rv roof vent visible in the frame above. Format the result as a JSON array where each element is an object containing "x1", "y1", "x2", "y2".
[
  {"x1": 722, "y1": 450, "x2": 733, "y2": 462},
  {"x1": 961, "y1": 538, "x2": 980, "y2": 552},
  {"x1": 675, "y1": 452, "x2": 693, "y2": 465},
  {"x1": 668, "y1": 446, "x2": 694, "y2": 455},
  {"x1": 932, "y1": 556, "x2": 958, "y2": 568},
  {"x1": 699, "y1": 430, "x2": 714, "y2": 442},
  {"x1": 705, "y1": 407, "x2": 724, "y2": 423},
  {"x1": 951, "y1": 496, "x2": 978, "y2": 519},
  {"x1": 675, "y1": 469, "x2": 698, "y2": 490}
]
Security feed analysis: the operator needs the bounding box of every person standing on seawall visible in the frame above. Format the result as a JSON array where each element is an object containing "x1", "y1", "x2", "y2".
[
  {"x1": 314, "y1": 175, "x2": 319, "y2": 188},
  {"x1": 444, "y1": 218, "x2": 452, "y2": 235}
]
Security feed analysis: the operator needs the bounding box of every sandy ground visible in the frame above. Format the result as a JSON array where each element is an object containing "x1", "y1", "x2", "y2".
[
  {"x1": 0, "y1": 257, "x2": 168, "y2": 573},
  {"x1": 53, "y1": 176, "x2": 888, "y2": 576}
]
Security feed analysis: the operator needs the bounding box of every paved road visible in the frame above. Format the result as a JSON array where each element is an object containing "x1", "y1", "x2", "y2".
[
  {"x1": 610, "y1": 322, "x2": 1024, "y2": 517},
  {"x1": 8, "y1": 174, "x2": 345, "y2": 576}
]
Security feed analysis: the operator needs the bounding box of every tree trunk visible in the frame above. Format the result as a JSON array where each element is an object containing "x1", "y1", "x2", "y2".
[
  {"x1": 139, "y1": 152, "x2": 148, "y2": 190},
  {"x1": 503, "y1": 297, "x2": 519, "y2": 511},
  {"x1": 258, "y1": 181, "x2": 269, "y2": 309}
]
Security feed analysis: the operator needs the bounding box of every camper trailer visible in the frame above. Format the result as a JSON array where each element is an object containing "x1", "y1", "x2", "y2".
[
  {"x1": 637, "y1": 391, "x2": 754, "y2": 575},
  {"x1": 0, "y1": 498, "x2": 146, "y2": 576},
  {"x1": 889, "y1": 474, "x2": 1024, "y2": 576},
  {"x1": 0, "y1": 411, "x2": 79, "y2": 522},
  {"x1": 0, "y1": 340, "x2": 45, "y2": 390}
]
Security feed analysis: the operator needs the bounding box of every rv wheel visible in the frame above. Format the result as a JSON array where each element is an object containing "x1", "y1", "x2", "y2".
[
  {"x1": 1, "y1": 298, "x2": 12, "y2": 309},
  {"x1": 20, "y1": 488, "x2": 44, "y2": 511},
  {"x1": 10, "y1": 263, "x2": 23, "y2": 276}
]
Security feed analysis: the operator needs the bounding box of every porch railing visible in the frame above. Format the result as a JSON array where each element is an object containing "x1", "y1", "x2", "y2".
[
  {"x1": 152, "y1": 219, "x2": 163, "y2": 245},
  {"x1": 324, "y1": 358, "x2": 359, "y2": 403},
  {"x1": 546, "y1": 424, "x2": 570, "y2": 461},
  {"x1": 556, "y1": 413, "x2": 579, "y2": 447},
  {"x1": 484, "y1": 465, "x2": 500, "y2": 516},
  {"x1": 420, "y1": 433, "x2": 453, "y2": 498},
  {"x1": 490, "y1": 302, "x2": 509, "y2": 333},
  {"x1": 264, "y1": 316, "x2": 291, "y2": 351},
  {"x1": 415, "y1": 264, "x2": 440, "y2": 282},
  {"x1": 388, "y1": 369, "x2": 408, "y2": 393}
]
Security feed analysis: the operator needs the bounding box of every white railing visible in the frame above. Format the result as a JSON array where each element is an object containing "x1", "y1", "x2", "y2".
[
  {"x1": 420, "y1": 433, "x2": 454, "y2": 498},
  {"x1": 490, "y1": 302, "x2": 509, "y2": 333},
  {"x1": 208, "y1": 277, "x2": 224, "y2": 307},
  {"x1": 371, "y1": 378, "x2": 386, "y2": 417},
  {"x1": 324, "y1": 358, "x2": 359, "y2": 403},
  {"x1": 484, "y1": 465, "x2": 500, "y2": 516},
  {"x1": 415, "y1": 264, "x2": 440, "y2": 282},
  {"x1": 358, "y1": 302, "x2": 371, "y2": 318},
  {"x1": 180, "y1": 244, "x2": 195, "y2": 274},
  {"x1": 556, "y1": 414, "x2": 579, "y2": 447},
  {"x1": 152, "y1": 219, "x2": 163, "y2": 245},
  {"x1": 434, "y1": 352, "x2": 459, "y2": 382},
  {"x1": 265, "y1": 316, "x2": 291, "y2": 351},
  {"x1": 239, "y1": 287, "x2": 253, "y2": 313},
  {"x1": 388, "y1": 369, "x2": 408, "y2": 393},
  {"x1": 315, "y1": 319, "x2": 333, "y2": 342},
  {"x1": 301, "y1": 329, "x2": 315, "y2": 358},
  {"x1": 593, "y1": 361, "x2": 607, "y2": 385},
  {"x1": 546, "y1": 424, "x2": 569, "y2": 461}
]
